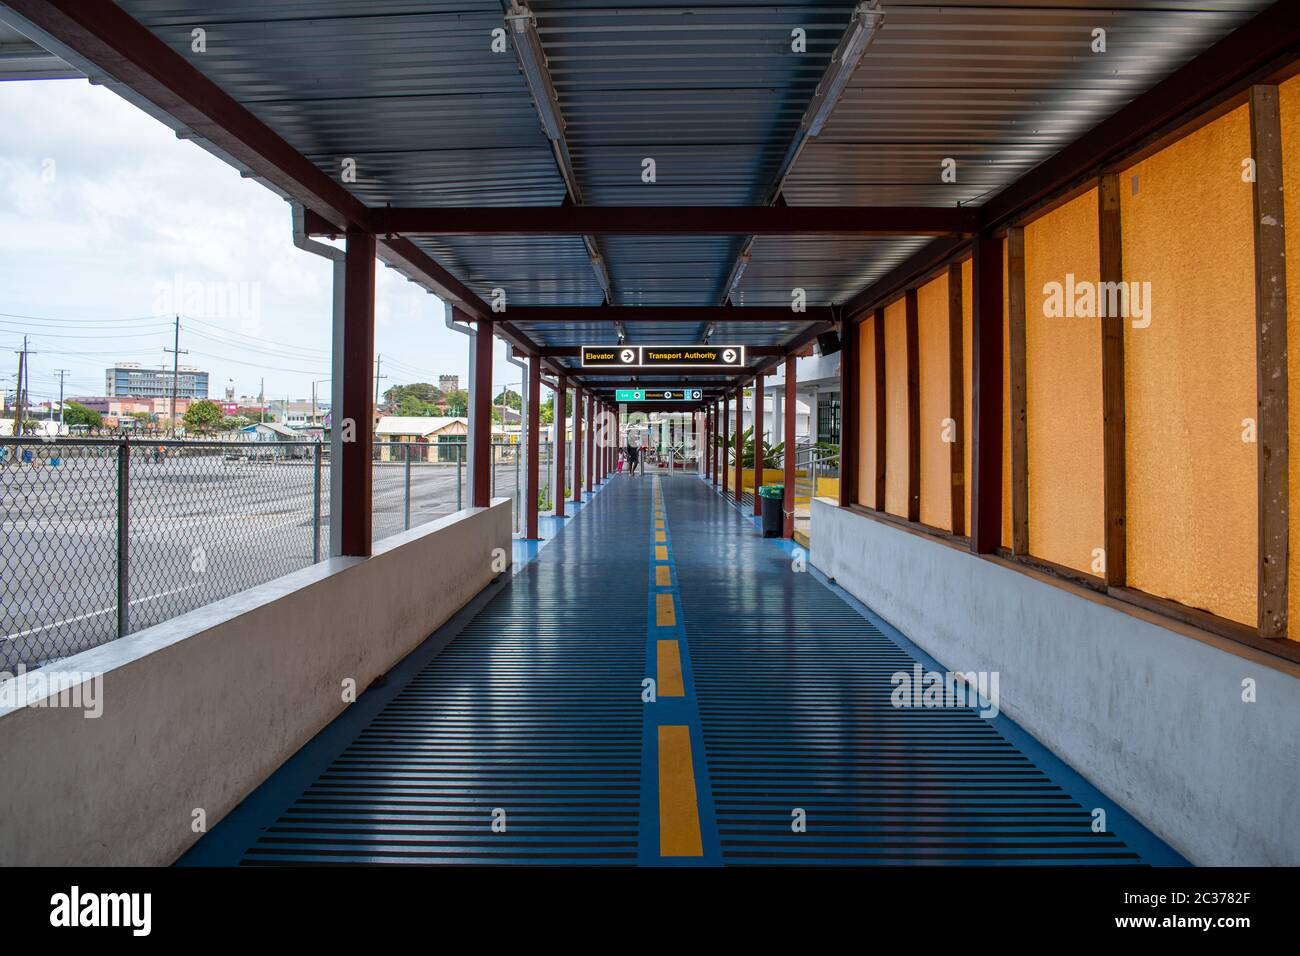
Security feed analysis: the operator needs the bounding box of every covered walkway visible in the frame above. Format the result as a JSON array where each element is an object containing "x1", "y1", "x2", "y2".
[{"x1": 183, "y1": 473, "x2": 1178, "y2": 866}]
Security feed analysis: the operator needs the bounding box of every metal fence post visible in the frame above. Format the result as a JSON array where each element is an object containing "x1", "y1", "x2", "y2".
[
  {"x1": 116, "y1": 441, "x2": 130, "y2": 638},
  {"x1": 404, "y1": 442, "x2": 412, "y2": 530},
  {"x1": 312, "y1": 442, "x2": 323, "y2": 562},
  {"x1": 457, "y1": 444, "x2": 463, "y2": 510},
  {"x1": 515, "y1": 449, "x2": 521, "y2": 532}
]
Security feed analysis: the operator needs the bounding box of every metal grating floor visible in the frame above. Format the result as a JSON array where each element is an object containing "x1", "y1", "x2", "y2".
[
  {"x1": 184, "y1": 473, "x2": 1180, "y2": 866},
  {"x1": 667, "y1": 481, "x2": 1152, "y2": 864}
]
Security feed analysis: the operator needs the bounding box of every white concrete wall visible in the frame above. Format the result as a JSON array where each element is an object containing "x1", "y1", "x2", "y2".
[
  {"x1": 0, "y1": 499, "x2": 512, "y2": 866},
  {"x1": 811, "y1": 498, "x2": 1300, "y2": 866}
]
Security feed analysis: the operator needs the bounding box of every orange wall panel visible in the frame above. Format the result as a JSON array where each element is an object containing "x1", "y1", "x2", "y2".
[
  {"x1": 962, "y1": 257, "x2": 973, "y2": 534},
  {"x1": 917, "y1": 273, "x2": 953, "y2": 530},
  {"x1": 1002, "y1": 238, "x2": 1012, "y2": 550},
  {"x1": 884, "y1": 299, "x2": 910, "y2": 517},
  {"x1": 1023, "y1": 188, "x2": 1105, "y2": 574},
  {"x1": 1121, "y1": 105, "x2": 1256, "y2": 625}
]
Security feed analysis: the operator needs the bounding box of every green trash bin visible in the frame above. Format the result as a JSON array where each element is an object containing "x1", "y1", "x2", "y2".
[{"x1": 758, "y1": 484, "x2": 784, "y2": 538}]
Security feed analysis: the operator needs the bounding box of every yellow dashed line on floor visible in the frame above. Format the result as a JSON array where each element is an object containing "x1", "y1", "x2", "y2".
[
  {"x1": 658, "y1": 725, "x2": 703, "y2": 857},
  {"x1": 655, "y1": 592, "x2": 676, "y2": 626},
  {"x1": 655, "y1": 565, "x2": 671, "y2": 586},
  {"x1": 655, "y1": 545, "x2": 668, "y2": 561},
  {"x1": 655, "y1": 530, "x2": 666, "y2": 542},
  {"x1": 657, "y1": 639, "x2": 684, "y2": 696}
]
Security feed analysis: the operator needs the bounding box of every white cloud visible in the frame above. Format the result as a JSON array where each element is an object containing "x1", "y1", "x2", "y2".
[{"x1": 0, "y1": 79, "x2": 513, "y2": 407}]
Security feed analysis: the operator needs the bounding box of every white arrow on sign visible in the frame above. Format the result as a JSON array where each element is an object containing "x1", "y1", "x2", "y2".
[
  {"x1": 620, "y1": 348, "x2": 636, "y2": 363},
  {"x1": 722, "y1": 348, "x2": 737, "y2": 363}
]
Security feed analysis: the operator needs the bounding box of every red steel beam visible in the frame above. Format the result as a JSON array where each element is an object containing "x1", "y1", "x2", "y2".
[
  {"x1": 372, "y1": 206, "x2": 978, "y2": 237},
  {"x1": 504, "y1": 307, "x2": 835, "y2": 325},
  {"x1": 340, "y1": 229, "x2": 376, "y2": 557}
]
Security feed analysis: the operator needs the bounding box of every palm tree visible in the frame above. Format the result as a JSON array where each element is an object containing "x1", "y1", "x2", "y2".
[{"x1": 716, "y1": 426, "x2": 783, "y2": 469}]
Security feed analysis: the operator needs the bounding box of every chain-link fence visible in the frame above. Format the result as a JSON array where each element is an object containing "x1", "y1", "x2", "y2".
[{"x1": 1, "y1": 437, "x2": 545, "y2": 672}]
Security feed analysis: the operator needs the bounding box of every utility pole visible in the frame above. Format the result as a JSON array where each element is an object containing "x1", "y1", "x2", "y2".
[
  {"x1": 53, "y1": 368, "x2": 69, "y2": 433},
  {"x1": 164, "y1": 314, "x2": 188, "y2": 437},
  {"x1": 373, "y1": 353, "x2": 388, "y2": 410},
  {"x1": 10, "y1": 336, "x2": 35, "y2": 436},
  {"x1": 259, "y1": 377, "x2": 266, "y2": 423}
]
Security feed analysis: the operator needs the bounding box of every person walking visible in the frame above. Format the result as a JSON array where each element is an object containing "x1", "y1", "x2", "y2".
[{"x1": 625, "y1": 440, "x2": 640, "y2": 476}]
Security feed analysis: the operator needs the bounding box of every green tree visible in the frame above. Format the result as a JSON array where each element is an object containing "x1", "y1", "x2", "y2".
[
  {"x1": 62, "y1": 401, "x2": 102, "y2": 429},
  {"x1": 442, "y1": 389, "x2": 469, "y2": 416},
  {"x1": 183, "y1": 399, "x2": 223, "y2": 433},
  {"x1": 397, "y1": 395, "x2": 440, "y2": 417},
  {"x1": 494, "y1": 388, "x2": 522, "y2": 411},
  {"x1": 384, "y1": 382, "x2": 443, "y2": 407},
  {"x1": 723, "y1": 425, "x2": 783, "y2": 469}
]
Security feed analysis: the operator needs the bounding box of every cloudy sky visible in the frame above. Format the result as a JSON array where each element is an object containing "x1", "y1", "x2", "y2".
[{"x1": 0, "y1": 78, "x2": 522, "y2": 409}]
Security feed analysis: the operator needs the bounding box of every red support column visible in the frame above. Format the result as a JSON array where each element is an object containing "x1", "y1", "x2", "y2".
[
  {"x1": 721, "y1": 395, "x2": 730, "y2": 494},
  {"x1": 554, "y1": 377, "x2": 567, "y2": 518},
  {"x1": 526, "y1": 353, "x2": 541, "y2": 539},
  {"x1": 586, "y1": 393, "x2": 594, "y2": 492},
  {"x1": 752, "y1": 374, "x2": 763, "y2": 515},
  {"x1": 712, "y1": 403, "x2": 720, "y2": 486},
  {"x1": 471, "y1": 317, "x2": 493, "y2": 508},
  {"x1": 839, "y1": 319, "x2": 859, "y2": 508},
  {"x1": 703, "y1": 407, "x2": 710, "y2": 479},
  {"x1": 970, "y1": 234, "x2": 1005, "y2": 554},
  {"x1": 734, "y1": 387, "x2": 744, "y2": 502},
  {"x1": 783, "y1": 356, "x2": 797, "y2": 538},
  {"x1": 572, "y1": 386, "x2": 584, "y2": 504},
  {"x1": 341, "y1": 229, "x2": 375, "y2": 556}
]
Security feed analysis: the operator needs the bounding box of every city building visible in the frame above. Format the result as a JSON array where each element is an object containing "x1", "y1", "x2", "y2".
[
  {"x1": 374, "y1": 415, "x2": 467, "y2": 462},
  {"x1": 71, "y1": 395, "x2": 193, "y2": 427},
  {"x1": 105, "y1": 361, "x2": 209, "y2": 400}
]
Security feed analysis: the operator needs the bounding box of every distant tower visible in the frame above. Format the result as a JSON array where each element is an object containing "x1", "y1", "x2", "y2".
[{"x1": 439, "y1": 374, "x2": 459, "y2": 394}]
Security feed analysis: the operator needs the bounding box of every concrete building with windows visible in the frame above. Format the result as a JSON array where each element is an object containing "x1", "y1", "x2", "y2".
[{"x1": 105, "y1": 361, "x2": 209, "y2": 399}]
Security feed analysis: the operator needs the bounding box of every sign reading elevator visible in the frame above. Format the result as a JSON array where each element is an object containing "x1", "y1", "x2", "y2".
[{"x1": 581, "y1": 345, "x2": 744, "y2": 368}]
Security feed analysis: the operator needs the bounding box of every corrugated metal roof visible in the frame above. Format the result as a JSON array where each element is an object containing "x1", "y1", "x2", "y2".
[
  {"x1": 0, "y1": 20, "x2": 76, "y2": 78},
  {"x1": 64, "y1": 0, "x2": 1274, "y2": 366}
]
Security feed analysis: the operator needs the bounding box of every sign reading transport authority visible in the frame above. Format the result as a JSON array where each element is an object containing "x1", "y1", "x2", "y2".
[{"x1": 581, "y1": 345, "x2": 744, "y2": 368}]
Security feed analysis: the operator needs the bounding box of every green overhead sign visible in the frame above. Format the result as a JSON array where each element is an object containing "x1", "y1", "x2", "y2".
[{"x1": 616, "y1": 388, "x2": 703, "y2": 402}]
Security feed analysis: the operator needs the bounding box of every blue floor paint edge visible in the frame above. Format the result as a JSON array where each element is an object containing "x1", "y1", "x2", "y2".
[{"x1": 179, "y1": 476, "x2": 615, "y2": 866}]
